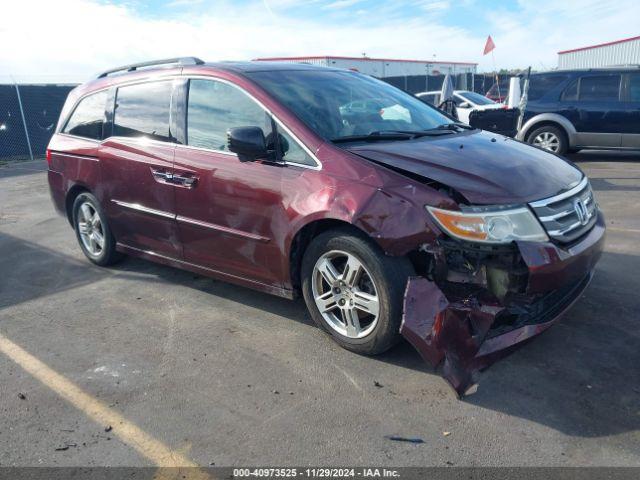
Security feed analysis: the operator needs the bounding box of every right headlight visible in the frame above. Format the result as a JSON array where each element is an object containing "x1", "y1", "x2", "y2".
[{"x1": 426, "y1": 205, "x2": 549, "y2": 244}]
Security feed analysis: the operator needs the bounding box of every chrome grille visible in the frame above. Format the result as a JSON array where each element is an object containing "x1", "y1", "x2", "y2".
[{"x1": 529, "y1": 177, "x2": 597, "y2": 243}]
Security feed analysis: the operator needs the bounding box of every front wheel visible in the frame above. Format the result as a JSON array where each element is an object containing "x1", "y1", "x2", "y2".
[
  {"x1": 301, "y1": 228, "x2": 413, "y2": 355},
  {"x1": 72, "y1": 192, "x2": 122, "y2": 266},
  {"x1": 527, "y1": 125, "x2": 568, "y2": 155}
]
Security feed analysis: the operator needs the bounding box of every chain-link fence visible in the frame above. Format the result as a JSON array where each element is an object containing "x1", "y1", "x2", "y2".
[
  {"x1": 382, "y1": 72, "x2": 512, "y2": 97},
  {"x1": 0, "y1": 78, "x2": 78, "y2": 164},
  {"x1": 0, "y1": 72, "x2": 511, "y2": 164}
]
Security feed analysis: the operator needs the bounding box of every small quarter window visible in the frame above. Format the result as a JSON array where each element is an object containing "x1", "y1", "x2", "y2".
[
  {"x1": 276, "y1": 129, "x2": 316, "y2": 166},
  {"x1": 561, "y1": 80, "x2": 578, "y2": 101},
  {"x1": 114, "y1": 81, "x2": 173, "y2": 142},
  {"x1": 63, "y1": 90, "x2": 108, "y2": 140}
]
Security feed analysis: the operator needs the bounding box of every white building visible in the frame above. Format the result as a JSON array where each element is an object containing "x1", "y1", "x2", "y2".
[
  {"x1": 558, "y1": 35, "x2": 640, "y2": 69},
  {"x1": 254, "y1": 55, "x2": 477, "y2": 78}
]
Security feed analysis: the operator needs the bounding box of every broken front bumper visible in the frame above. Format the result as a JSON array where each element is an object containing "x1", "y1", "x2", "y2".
[{"x1": 400, "y1": 212, "x2": 606, "y2": 397}]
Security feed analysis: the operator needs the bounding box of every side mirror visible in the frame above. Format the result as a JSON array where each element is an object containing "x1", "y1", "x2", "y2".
[
  {"x1": 227, "y1": 126, "x2": 268, "y2": 162},
  {"x1": 458, "y1": 102, "x2": 471, "y2": 109}
]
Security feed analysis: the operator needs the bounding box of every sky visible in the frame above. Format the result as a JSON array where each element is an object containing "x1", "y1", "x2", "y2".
[{"x1": 2, "y1": 0, "x2": 639, "y2": 82}]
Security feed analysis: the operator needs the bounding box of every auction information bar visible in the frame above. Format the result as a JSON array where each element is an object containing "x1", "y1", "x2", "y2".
[{"x1": 1, "y1": 468, "x2": 640, "y2": 480}]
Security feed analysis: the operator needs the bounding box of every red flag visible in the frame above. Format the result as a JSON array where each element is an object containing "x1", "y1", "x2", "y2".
[{"x1": 483, "y1": 35, "x2": 495, "y2": 55}]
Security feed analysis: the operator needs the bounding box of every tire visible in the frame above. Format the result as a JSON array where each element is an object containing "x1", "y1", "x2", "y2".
[
  {"x1": 301, "y1": 227, "x2": 413, "y2": 355},
  {"x1": 526, "y1": 125, "x2": 568, "y2": 155},
  {"x1": 72, "y1": 192, "x2": 122, "y2": 266}
]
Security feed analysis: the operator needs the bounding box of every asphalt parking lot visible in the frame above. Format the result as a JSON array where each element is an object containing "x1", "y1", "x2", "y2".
[{"x1": 1, "y1": 151, "x2": 639, "y2": 468}]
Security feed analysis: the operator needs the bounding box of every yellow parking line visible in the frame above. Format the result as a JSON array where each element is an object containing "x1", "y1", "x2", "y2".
[{"x1": 0, "y1": 332, "x2": 210, "y2": 479}]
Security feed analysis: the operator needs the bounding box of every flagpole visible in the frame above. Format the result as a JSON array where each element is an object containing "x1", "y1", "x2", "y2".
[{"x1": 491, "y1": 49, "x2": 501, "y2": 101}]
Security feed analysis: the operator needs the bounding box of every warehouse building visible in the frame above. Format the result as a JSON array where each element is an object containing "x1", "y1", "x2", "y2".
[
  {"x1": 254, "y1": 55, "x2": 477, "y2": 77},
  {"x1": 558, "y1": 35, "x2": 640, "y2": 69}
]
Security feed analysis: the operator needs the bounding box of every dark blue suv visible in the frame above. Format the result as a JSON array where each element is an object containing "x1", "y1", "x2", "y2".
[{"x1": 517, "y1": 67, "x2": 640, "y2": 154}]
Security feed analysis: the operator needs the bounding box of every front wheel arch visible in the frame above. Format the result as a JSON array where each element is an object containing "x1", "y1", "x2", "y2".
[{"x1": 288, "y1": 219, "x2": 369, "y2": 294}]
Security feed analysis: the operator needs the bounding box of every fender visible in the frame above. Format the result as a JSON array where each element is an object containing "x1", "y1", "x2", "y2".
[{"x1": 516, "y1": 113, "x2": 577, "y2": 145}]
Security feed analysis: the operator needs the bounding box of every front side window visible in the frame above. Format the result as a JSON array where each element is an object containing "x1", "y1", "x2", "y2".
[
  {"x1": 579, "y1": 75, "x2": 621, "y2": 101},
  {"x1": 63, "y1": 90, "x2": 108, "y2": 140},
  {"x1": 114, "y1": 81, "x2": 173, "y2": 142},
  {"x1": 247, "y1": 70, "x2": 453, "y2": 141},
  {"x1": 187, "y1": 79, "x2": 271, "y2": 151}
]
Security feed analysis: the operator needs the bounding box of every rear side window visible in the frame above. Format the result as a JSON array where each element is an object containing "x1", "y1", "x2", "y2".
[
  {"x1": 114, "y1": 81, "x2": 173, "y2": 142},
  {"x1": 527, "y1": 74, "x2": 569, "y2": 101},
  {"x1": 579, "y1": 75, "x2": 621, "y2": 101},
  {"x1": 63, "y1": 90, "x2": 108, "y2": 140},
  {"x1": 187, "y1": 79, "x2": 271, "y2": 151}
]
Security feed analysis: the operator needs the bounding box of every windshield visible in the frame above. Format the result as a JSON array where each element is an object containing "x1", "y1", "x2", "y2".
[
  {"x1": 246, "y1": 70, "x2": 453, "y2": 141},
  {"x1": 458, "y1": 91, "x2": 495, "y2": 106}
]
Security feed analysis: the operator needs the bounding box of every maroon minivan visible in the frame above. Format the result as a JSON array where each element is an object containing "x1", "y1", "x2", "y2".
[{"x1": 47, "y1": 57, "x2": 605, "y2": 395}]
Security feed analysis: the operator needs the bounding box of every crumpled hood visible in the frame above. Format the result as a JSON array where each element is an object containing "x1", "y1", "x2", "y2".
[{"x1": 347, "y1": 130, "x2": 583, "y2": 205}]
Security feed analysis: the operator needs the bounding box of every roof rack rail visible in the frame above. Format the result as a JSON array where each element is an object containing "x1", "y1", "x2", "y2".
[{"x1": 97, "y1": 57, "x2": 205, "y2": 78}]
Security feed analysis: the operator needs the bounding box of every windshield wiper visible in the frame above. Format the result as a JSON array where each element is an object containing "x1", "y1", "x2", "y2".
[
  {"x1": 331, "y1": 129, "x2": 460, "y2": 143},
  {"x1": 435, "y1": 122, "x2": 475, "y2": 131},
  {"x1": 331, "y1": 131, "x2": 415, "y2": 143}
]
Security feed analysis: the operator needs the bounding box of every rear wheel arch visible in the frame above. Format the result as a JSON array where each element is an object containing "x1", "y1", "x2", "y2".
[
  {"x1": 65, "y1": 184, "x2": 91, "y2": 226},
  {"x1": 524, "y1": 120, "x2": 568, "y2": 142},
  {"x1": 525, "y1": 122, "x2": 570, "y2": 154}
]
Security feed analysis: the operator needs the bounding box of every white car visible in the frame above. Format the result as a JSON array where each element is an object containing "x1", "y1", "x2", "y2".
[{"x1": 416, "y1": 90, "x2": 504, "y2": 124}]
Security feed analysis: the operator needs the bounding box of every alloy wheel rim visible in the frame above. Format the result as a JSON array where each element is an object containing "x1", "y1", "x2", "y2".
[
  {"x1": 311, "y1": 250, "x2": 380, "y2": 339},
  {"x1": 77, "y1": 202, "x2": 105, "y2": 257},
  {"x1": 533, "y1": 131, "x2": 560, "y2": 152}
]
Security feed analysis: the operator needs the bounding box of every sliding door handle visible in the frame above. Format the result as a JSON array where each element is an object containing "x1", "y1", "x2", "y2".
[
  {"x1": 151, "y1": 168, "x2": 173, "y2": 182},
  {"x1": 173, "y1": 173, "x2": 198, "y2": 188}
]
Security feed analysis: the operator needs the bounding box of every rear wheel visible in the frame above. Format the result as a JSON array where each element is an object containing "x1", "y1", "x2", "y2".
[
  {"x1": 301, "y1": 228, "x2": 413, "y2": 355},
  {"x1": 527, "y1": 125, "x2": 568, "y2": 155},
  {"x1": 72, "y1": 192, "x2": 122, "y2": 266}
]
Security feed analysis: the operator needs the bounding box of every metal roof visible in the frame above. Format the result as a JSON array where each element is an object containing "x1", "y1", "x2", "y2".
[{"x1": 558, "y1": 35, "x2": 640, "y2": 55}]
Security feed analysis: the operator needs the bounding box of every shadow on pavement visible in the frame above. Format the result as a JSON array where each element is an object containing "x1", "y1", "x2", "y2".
[{"x1": 567, "y1": 150, "x2": 640, "y2": 164}]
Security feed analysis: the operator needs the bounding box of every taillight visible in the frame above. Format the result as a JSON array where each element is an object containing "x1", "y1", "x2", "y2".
[{"x1": 46, "y1": 149, "x2": 52, "y2": 164}]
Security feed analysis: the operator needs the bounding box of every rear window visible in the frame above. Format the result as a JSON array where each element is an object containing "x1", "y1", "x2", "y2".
[
  {"x1": 579, "y1": 75, "x2": 621, "y2": 101},
  {"x1": 458, "y1": 91, "x2": 495, "y2": 106},
  {"x1": 528, "y1": 74, "x2": 569, "y2": 101},
  {"x1": 114, "y1": 81, "x2": 173, "y2": 142},
  {"x1": 419, "y1": 93, "x2": 438, "y2": 105},
  {"x1": 63, "y1": 90, "x2": 108, "y2": 140}
]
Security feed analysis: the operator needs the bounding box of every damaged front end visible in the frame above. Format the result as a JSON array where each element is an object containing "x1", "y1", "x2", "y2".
[{"x1": 400, "y1": 215, "x2": 605, "y2": 397}]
